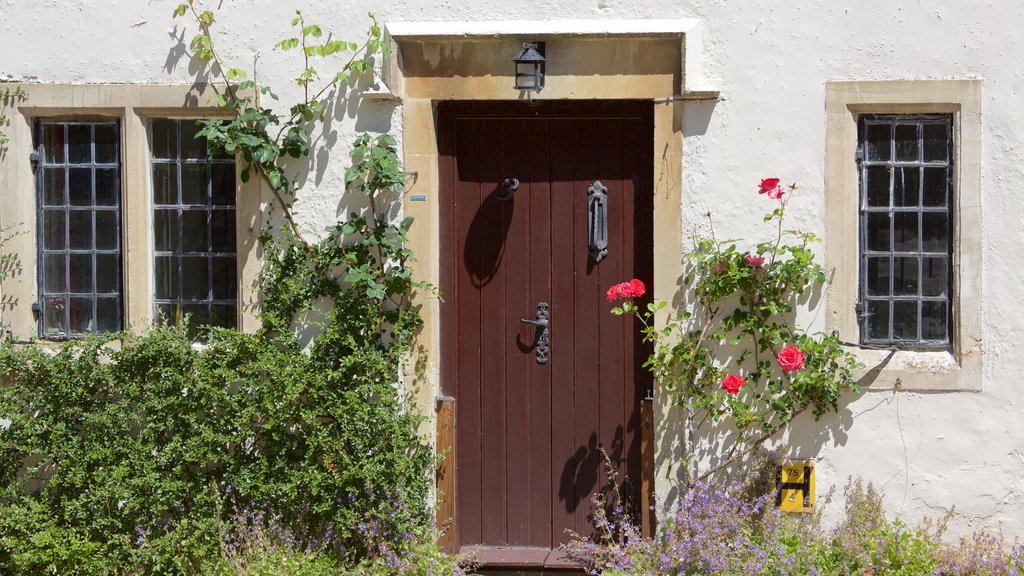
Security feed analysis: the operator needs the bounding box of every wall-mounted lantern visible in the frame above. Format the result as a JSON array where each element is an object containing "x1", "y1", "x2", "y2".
[{"x1": 513, "y1": 42, "x2": 546, "y2": 94}]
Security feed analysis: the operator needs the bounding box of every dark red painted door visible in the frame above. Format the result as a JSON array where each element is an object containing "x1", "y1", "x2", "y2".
[{"x1": 438, "y1": 101, "x2": 652, "y2": 572}]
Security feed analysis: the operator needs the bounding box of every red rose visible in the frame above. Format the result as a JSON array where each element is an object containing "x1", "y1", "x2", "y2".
[
  {"x1": 628, "y1": 279, "x2": 646, "y2": 298},
  {"x1": 606, "y1": 285, "x2": 621, "y2": 302},
  {"x1": 720, "y1": 373, "x2": 746, "y2": 395},
  {"x1": 777, "y1": 345, "x2": 805, "y2": 373},
  {"x1": 606, "y1": 279, "x2": 646, "y2": 302},
  {"x1": 758, "y1": 178, "x2": 780, "y2": 194},
  {"x1": 744, "y1": 254, "x2": 765, "y2": 267}
]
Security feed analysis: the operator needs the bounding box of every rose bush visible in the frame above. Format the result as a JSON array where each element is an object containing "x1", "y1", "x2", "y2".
[{"x1": 610, "y1": 178, "x2": 861, "y2": 482}]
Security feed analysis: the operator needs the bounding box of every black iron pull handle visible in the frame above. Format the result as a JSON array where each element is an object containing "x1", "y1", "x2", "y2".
[
  {"x1": 520, "y1": 302, "x2": 550, "y2": 364},
  {"x1": 588, "y1": 180, "x2": 609, "y2": 262},
  {"x1": 497, "y1": 177, "x2": 519, "y2": 201}
]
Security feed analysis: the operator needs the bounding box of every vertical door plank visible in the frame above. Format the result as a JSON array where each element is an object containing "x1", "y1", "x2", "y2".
[
  {"x1": 571, "y1": 118, "x2": 602, "y2": 538},
  {"x1": 548, "y1": 118, "x2": 577, "y2": 548},
  {"x1": 479, "y1": 119, "x2": 508, "y2": 546},
  {"x1": 619, "y1": 119, "x2": 643, "y2": 518},
  {"x1": 598, "y1": 119, "x2": 627, "y2": 490},
  {"x1": 503, "y1": 118, "x2": 533, "y2": 545},
  {"x1": 436, "y1": 398, "x2": 456, "y2": 552},
  {"x1": 525, "y1": 119, "x2": 553, "y2": 548},
  {"x1": 454, "y1": 118, "x2": 483, "y2": 546}
]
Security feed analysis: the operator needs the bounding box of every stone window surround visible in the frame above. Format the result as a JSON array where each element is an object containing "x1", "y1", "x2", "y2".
[
  {"x1": 824, "y1": 79, "x2": 983, "y2": 391},
  {"x1": 0, "y1": 84, "x2": 263, "y2": 339}
]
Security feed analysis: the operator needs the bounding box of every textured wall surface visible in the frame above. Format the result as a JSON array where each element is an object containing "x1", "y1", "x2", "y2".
[{"x1": 2, "y1": 0, "x2": 1022, "y2": 538}]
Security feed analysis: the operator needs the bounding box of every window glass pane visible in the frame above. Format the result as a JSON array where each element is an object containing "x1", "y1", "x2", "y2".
[
  {"x1": 921, "y1": 301, "x2": 947, "y2": 341},
  {"x1": 866, "y1": 256, "x2": 890, "y2": 296},
  {"x1": 68, "y1": 125, "x2": 91, "y2": 163},
  {"x1": 921, "y1": 213, "x2": 949, "y2": 253},
  {"x1": 95, "y1": 298, "x2": 120, "y2": 333},
  {"x1": 155, "y1": 256, "x2": 180, "y2": 300},
  {"x1": 922, "y1": 167, "x2": 947, "y2": 207},
  {"x1": 68, "y1": 210, "x2": 93, "y2": 250},
  {"x1": 893, "y1": 256, "x2": 919, "y2": 296},
  {"x1": 69, "y1": 254, "x2": 93, "y2": 293},
  {"x1": 922, "y1": 257, "x2": 947, "y2": 297},
  {"x1": 864, "y1": 123, "x2": 891, "y2": 161},
  {"x1": 212, "y1": 256, "x2": 237, "y2": 300},
  {"x1": 43, "y1": 210, "x2": 66, "y2": 250},
  {"x1": 894, "y1": 124, "x2": 919, "y2": 161},
  {"x1": 210, "y1": 209, "x2": 235, "y2": 252},
  {"x1": 181, "y1": 256, "x2": 210, "y2": 300},
  {"x1": 154, "y1": 209, "x2": 179, "y2": 252},
  {"x1": 44, "y1": 254, "x2": 66, "y2": 293},
  {"x1": 153, "y1": 163, "x2": 178, "y2": 205},
  {"x1": 211, "y1": 304, "x2": 237, "y2": 329},
  {"x1": 180, "y1": 121, "x2": 206, "y2": 159},
  {"x1": 95, "y1": 169, "x2": 118, "y2": 206},
  {"x1": 69, "y1": 297, "x2": 95, "y2": 333},
  {"x1": 211, "y1": 163, "x2": 235, "y2": 205},
  {"x1": 95, "y1": 254, "x2": 119, "y2": 293},
  {"x1": 68, "y1": 168, "x2": 91, "y2": 206},
  {"x1": 151, "y1": 119, "x2": 177, "y2": 159},
  {"x1": 43, "y1": 124, "x2": 66, "y2": 163},
  {"x1": 893, "y1": 212, "x2": 919, "y2": 252},
  {"x1": 892, "y1": 301, "x2": 918, "y2": 340},
  {"x1": 865, "y1": 166, "x2": 889, "y2": 207},
  {"x1": 866, "y1": 212, "x2": 891, "y2": 252},
  {"x1": 43, "y1": 296, "x2": 67, "y2": 335},
  {"x1": 923, "y1": 123, "x2": 948, "y2": 162},
  {"x1": 181, "y1": 209, "x2": 209, "y2": 252},
  {"x1": 94, "y1": 124, "x2": 117, "y2": 164},
  {"x1": 95, "y1": 211, "x2": 118, "y2": 250},
  {"x1": 181, "y1": 304, "x2": 210, "y2": 337},
  {"x1": 181, "y1": 164, "x2": 208, "y2": 205},
  {"x1": 44, "y1": 168, "x2": 65, "y2": 206},
  {"x1": 893, "y1": 166, "x2": 920, "y2": 207},
  {"x1": 866, "y1": 300, "x2": 890, "y2": 341}
]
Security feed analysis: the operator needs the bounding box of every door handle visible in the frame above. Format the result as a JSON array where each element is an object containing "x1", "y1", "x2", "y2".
[
  {"x1": 520, "y1": 302, "x2": 550, "y2": 364},
  {"x1": 588, "y1": 180, "x2": 609, "y2": 262}
]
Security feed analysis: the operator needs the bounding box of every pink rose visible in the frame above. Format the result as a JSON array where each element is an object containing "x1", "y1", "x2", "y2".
[
  {"x1": 777, "y1": 345, "x2": 805, "y2": 373},
  {"x1": 720, "y1": 373, "x2": 746, "y2": 395},
  {"x1": 712, "y1": 262, "x2": 728, "y2": 275},
  {"x1": 744, "y1": 254, "x2": 765, "y2": 267}
]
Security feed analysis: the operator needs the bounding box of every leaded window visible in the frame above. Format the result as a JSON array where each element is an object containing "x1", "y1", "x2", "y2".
[
  {"x1": 858, "y1": 115, "x2": 952, "y2": 347},
  {"x1": 150, "y1": 119, "x2": 237, "y2": 335},
  {"x1": 36, "y1": 120, "x2": 123, "y2": 337}
]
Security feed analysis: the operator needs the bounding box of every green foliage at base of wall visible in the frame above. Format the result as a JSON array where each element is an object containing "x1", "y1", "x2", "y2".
[{"x1": 0, "y1": 317, "x2": 434, "y2": 574}]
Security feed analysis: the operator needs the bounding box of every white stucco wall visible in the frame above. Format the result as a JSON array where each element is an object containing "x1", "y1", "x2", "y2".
[{"x1": 3, "y1": 0, "x2": 1022, "y2": 538}]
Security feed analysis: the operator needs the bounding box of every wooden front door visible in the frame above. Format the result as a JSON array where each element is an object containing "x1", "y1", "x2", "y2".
[{"x1": 438, "y1": 100, "x2": 653, "y2": 573}]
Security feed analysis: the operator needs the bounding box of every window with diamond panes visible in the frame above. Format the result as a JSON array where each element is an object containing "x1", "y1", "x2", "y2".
[
  {"x1": 150, "y1": 119, "x2": 237, "y2": 335},
  {"x1": 858, "y1": 115, "x2": 952, "y2": 347},
  {"x1": 37, "y1": 121, "x2": 123, "y2": 337}
]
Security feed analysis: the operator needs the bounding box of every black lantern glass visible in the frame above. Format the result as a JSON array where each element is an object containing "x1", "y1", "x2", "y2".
[{"x1": 513, "y1": 42, "x2": 545, "y2": 92}]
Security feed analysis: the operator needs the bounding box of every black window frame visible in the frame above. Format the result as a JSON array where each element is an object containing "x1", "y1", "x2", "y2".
[
  {"x1": 34, "y1": 119, "x2": 124, "y2": 339},
  {"x1": 857, "y1": 114, "x2": 954, "y2": 349},
  {"x1": 149, "y1": 118, "x2": 238, "y2": 337}
]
